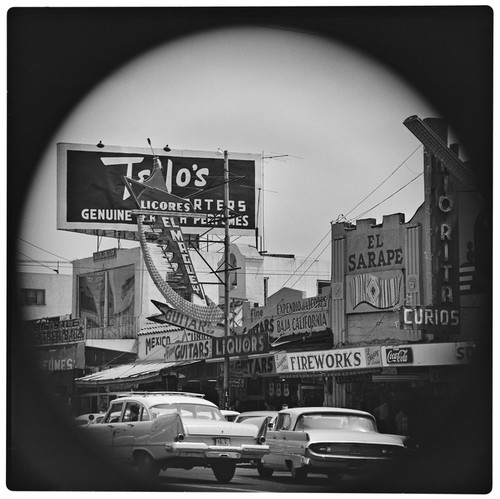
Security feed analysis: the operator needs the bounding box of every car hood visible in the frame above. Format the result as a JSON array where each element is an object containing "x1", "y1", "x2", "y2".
[
  {"x1": 183, "y1": 419, "x2": 259, "y2": 437},
  {"x1": 305, "y1": 429, "x2": 406, "y2": 446}
]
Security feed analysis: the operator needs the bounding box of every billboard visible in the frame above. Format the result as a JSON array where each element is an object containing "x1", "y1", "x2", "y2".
[{"x1": 57, "y1": 143, "x2": 261, "y2": 238}]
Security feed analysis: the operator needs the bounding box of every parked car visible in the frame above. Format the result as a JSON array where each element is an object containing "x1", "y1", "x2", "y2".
[
  {"x1": 235, "y1": 411, "x2": 278, "y2": 430},
  {"x1": 73, "y1": 412, "x2": 106, "y2": 427},
  {"x1": 81, "y1": 391, "x2": 269, "y2": 483},
  {"x1": 221, "y1": 410, "x2": 240, "y2": 422},
  {"x1": 257, "y1": 407, "x2": 409, "y2": 482}
]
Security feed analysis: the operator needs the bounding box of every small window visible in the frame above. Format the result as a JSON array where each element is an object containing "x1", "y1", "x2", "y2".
[
  {"x1": 317, "y1": 280, "x2": 331, "y2": 295},
  {"x1": 123, "y1": 402, "x2": 141, "y2": 422},
  {"x1": 20, "y1": 288, "x2": 45, "y2": 305},
  {"x1": 141, "y1": 407, "x2": 151, "y2": 422},
  {"x1": 105, "y1": 402, "x2": 124, "y2": 423},
  {"x1": 276, "y1": 413, "x2": 291, "y2": 430}
]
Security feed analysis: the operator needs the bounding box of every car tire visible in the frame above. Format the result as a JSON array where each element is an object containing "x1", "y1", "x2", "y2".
[
  {"x1": 212, "y1": 462, "x2": 236, "y2": 483},
  {"x1": 138, "y1": 452, "x2": 161, "y2": 481},
  {"x1": 291, "y1": 465, "x2": 308, "y2": 482},
  {"x1": 257, "y1": 461, "x2": 274, "y2": 478}
]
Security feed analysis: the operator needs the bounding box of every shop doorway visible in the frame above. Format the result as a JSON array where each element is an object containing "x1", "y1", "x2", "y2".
[{"x1": 299, "y1": 384, "x2": 324, "y2": 407}]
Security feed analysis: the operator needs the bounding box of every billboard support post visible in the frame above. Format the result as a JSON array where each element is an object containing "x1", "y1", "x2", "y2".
[{"x1": 223, "y1": 149, "x2": 230, "y2": 410}]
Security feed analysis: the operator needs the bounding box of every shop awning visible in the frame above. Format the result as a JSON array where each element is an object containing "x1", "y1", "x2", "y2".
[
  {"x1": 84, "y1": 339, "x2": 137, "y2": 353},
  {"x1": 205, "y1": 351, "x2": 284, "y2": 363},
  {"x1": 75, "y1": 359, "x2": 196, "y2": 386}
]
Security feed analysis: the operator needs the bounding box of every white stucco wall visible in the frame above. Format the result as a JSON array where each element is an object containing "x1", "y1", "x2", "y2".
[
  {"x1": 70, "y1": 242, "x2": 330, "y2": 331},
  {"x1": 17, "y1": 272, "x2": 73, "y2": 321}
]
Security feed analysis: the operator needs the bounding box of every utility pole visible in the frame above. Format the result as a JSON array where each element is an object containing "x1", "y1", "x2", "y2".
[{"x1": 223, "y1": 149, "x2": 230, "y2": 410}]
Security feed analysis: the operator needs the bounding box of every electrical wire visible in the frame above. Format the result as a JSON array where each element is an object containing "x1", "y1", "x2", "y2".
[
  {"x1": 289, "y1": 238, "x2": 332, "y2": 289},
  {"x1": 348, "y1": 172, "x2": 423, "y2": 223},
  {"x1": 16, "y1": 259, "x2": 330, "y2": 279},
  {"x1": 341, "y1": 144, "x2": 422, "y2": 221},
  {"x1": 17, "y1": 237, "x2": 72, "y2": 261},
  {"x1": 279, "y1": 229, "x2": 332, "y2": 290},
  {"x1": 16, "y1": 251, "x2": 60, "y2": 273}
]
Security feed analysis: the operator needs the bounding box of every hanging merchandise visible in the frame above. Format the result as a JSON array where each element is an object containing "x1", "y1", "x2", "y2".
[{"x1": 283, "y1": 382, "x2": 290, "y2": 397}]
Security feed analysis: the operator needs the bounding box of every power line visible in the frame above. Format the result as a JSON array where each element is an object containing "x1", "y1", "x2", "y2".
[
  {"x1": 349, "y1": 172, "x2": 423, "y2": 223},
  {"x1": 16, "y1": 260, "x2": 330, "y2": 279},
  {"x1": 342, "y1": 144, "x2": 422, "y2": 220},
  {"x1": 286, "y1": 146, "x2": 424, "y2": 290},
  {"x1": 289, "y1": 238, "x2": 332, "y2": 289},
  {"x1": 17, "y1": 237, "x2": 72, "y2": 262},
  {"x1": 16, "y1": 251, "x2": 59, "y2": 273},
  {"x1": 279, "y1": 229, "x2": 332, "y2": 289}
]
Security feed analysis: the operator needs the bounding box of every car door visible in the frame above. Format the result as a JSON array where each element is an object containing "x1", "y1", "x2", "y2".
[
  {"x1": 281, "y1": 421, "x2": 309, "y2": 469},
  {"x1": 112, "y1": 401, "x2": 144, "y2": 462},
  {"x1": 88, "y1": 401, "x2": 124, "y2": 456},
  {"x1": 263, "y1": 412, "x2": 291, "y2": 470}
]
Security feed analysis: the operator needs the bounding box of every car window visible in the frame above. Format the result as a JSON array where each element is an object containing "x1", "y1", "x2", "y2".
[
  {"x1": 123, "y1": 402, "x2": 142, "y2": 422},
  {"x1": 276, "y1": 413, "x2": 291, "y2": 430},
  {"x1": 104, "y1": 402, "x2": 124, "y2": 423},
  {"x1": 150, "y1": 403, "x2": 224, "y2": 421},
  {"x1": 294, "y1": 413, "x2": 376, "y2": 432},
  {"x1": 140, "y1": 406, "x2": 151, "y2": 421}
]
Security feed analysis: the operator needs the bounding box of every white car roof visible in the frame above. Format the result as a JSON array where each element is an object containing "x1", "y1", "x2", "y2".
[
  {"x1": 280, "y1": 407, "x2": 374, "y2": 418},
  {"x1": 113, "y1": 392, "x2": 218, "y2": 408},
  {"x1": 238, "y1": 411, "x2": 278, "y2": 417}
]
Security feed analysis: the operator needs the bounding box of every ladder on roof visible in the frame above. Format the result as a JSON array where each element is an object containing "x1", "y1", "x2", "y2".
[{"x1": 115, "y1": 391, "x2": 205, "y2": 398}]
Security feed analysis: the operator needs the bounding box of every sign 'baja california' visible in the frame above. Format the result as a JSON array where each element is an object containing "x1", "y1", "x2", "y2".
[
  {"x1": 272, "y1": 295, "x2": 329, "y2": 344},
  {"x1": 57, "y1": 142, "x2": 261, "y2": 238}
]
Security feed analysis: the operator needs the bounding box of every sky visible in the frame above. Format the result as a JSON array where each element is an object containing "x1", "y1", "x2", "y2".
[{"x1": 17, "y1": 23, "x2": 442, "y2": 275}]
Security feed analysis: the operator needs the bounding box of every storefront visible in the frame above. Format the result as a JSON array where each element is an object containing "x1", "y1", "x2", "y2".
[
  {"x1": 75, "y1": 358, "x2": 200, "y2": 413},
  {"x1": 268, "y1": 341, "x2": 475, "y2": 437},
  {"x1": 74, "y1": 320, "x2": 218, "y2": 412},
  {"x1": 24, "y1": 318, "x2": 87, "y2": 412}
]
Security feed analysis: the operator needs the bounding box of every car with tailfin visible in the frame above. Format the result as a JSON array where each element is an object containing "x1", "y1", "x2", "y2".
[
  {"x1": 256, "y1": 407, "x2": 409, "y2": 482},
  {"x1": 82, "y1": 391, "x2": 269, "y2": 483}
]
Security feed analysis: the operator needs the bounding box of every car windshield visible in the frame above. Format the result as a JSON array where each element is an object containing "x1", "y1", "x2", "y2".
[
  {"x1": 150, "y1": 403, "x2": 224, "y2": 421},
  {"x1": 238, "y1": 415, "x2": 259, "y2": 422},
  {"x1": 295, "y1": 413, "x2": 376, "y2": 432}
]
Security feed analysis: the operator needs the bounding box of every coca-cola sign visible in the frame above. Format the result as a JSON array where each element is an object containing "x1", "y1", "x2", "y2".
[{"x1": 385, "y1": 347, "x2": 413, "y2": 364}]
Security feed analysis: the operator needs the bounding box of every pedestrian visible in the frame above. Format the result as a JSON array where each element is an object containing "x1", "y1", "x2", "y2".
[
  {"x1": 374, "y1": 395, "x2": 391, "y2": 433},
  {"x1": 394, "y1": 405, "x2": 409, "y2": 435}
]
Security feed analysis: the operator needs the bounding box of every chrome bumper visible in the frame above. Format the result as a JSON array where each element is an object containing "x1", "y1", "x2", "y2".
[{"x1": 165, "y1": 442, "x2": 269, "y2": 461}]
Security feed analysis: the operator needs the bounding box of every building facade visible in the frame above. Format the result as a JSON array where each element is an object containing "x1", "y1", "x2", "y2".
[
  {"x1": 260, "y1": 117, "x2": 489, "y2": 440},
  {"x1": 17, "y1": 272, "x2": 73, "y2": 321},
  {"x1": 50, "y1": 243, "x2": 329, "y2": 414}
]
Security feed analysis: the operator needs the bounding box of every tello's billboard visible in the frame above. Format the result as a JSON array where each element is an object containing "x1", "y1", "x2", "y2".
[{"x1": 57, "y1": 143, "x2": 261, "y2": 237}]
